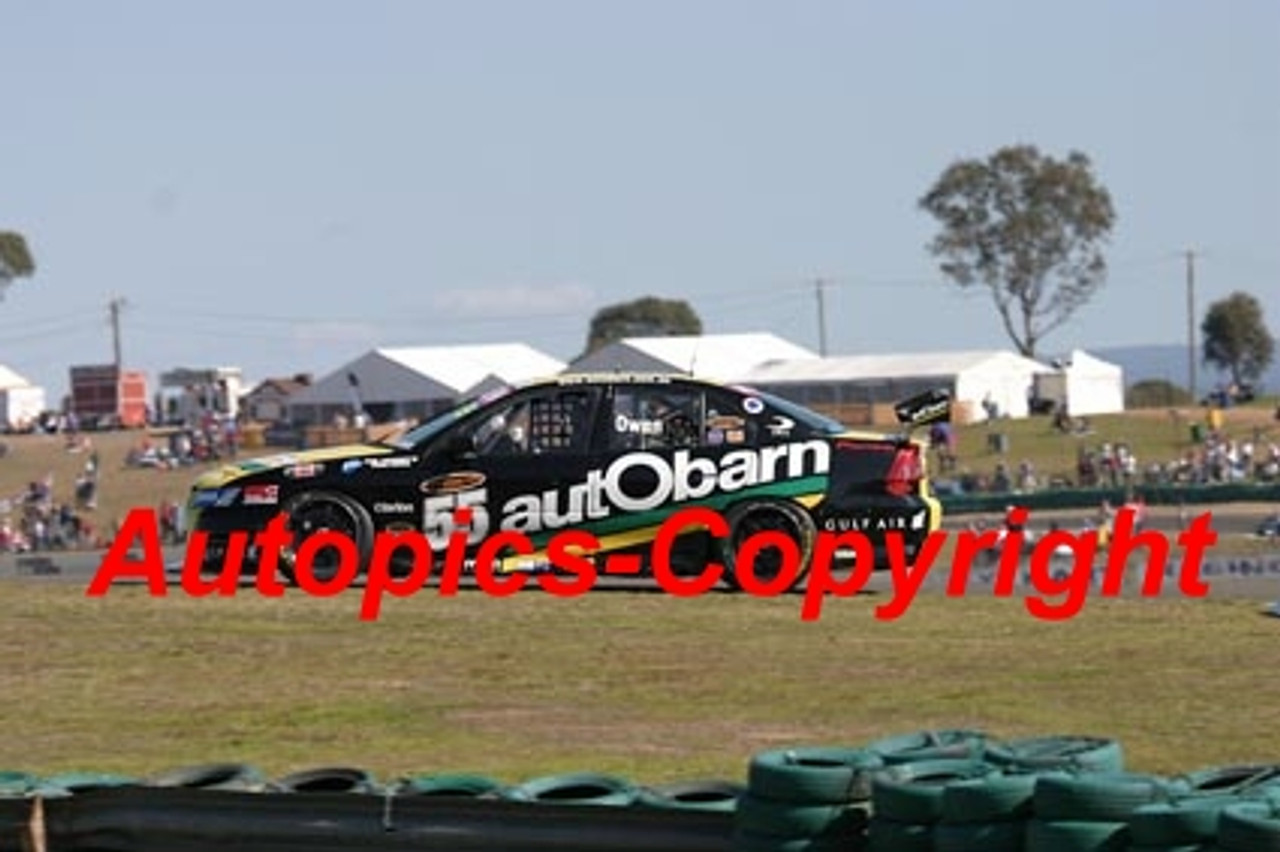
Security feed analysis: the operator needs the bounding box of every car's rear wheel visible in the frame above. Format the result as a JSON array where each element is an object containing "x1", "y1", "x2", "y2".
[
  {"x1": 278, "y1": 490, "x2": 374, "y2": 586},
  {"x1": 719, "y1": 499, "x2": 816, "y2": 593}
]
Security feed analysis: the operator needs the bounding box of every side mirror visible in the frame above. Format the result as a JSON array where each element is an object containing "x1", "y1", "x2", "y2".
[{"x1": 894, "y1": 389, "x2": 952, "y2": 430}]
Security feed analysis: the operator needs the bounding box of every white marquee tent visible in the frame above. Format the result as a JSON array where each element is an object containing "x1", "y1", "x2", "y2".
[
  {"x1": 287, "y1": 343, "x2": 565, "y2": 426},
  {"x1": 1034, "y1": 349, "x2": 1126, "y2": 416},
  {"x1": 0, "y1": 364, "x2": 47, "y2": 431},
  {"x1": 735, "y1": 349, "x2": 1052, "y2": 423},
  {"x1": 566, "y1": 332, "x2": 818, "y2": 380}
]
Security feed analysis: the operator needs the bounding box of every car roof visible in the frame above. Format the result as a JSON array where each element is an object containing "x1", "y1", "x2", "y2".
[{"x1": 540, "y1": 372, "x2": 723, "y2": 389}]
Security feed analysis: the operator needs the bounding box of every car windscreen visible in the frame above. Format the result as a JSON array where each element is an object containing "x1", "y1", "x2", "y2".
[{"x1": 384, "y1": 386, "x2": 516, "y2": 450}]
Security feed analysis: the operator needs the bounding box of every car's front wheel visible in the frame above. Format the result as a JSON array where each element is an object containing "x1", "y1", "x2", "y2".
[
  {"x1": 278, "y1": 490, "x2": 374, "y2": 586},
  {"x1": 719, "y1": 499, "x2": 817, "y2": 594}
]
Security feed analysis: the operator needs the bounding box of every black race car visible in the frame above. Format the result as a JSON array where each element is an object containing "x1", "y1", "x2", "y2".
[{"x1": 187, "y1": 374, "x2": 948, "y2": 591}]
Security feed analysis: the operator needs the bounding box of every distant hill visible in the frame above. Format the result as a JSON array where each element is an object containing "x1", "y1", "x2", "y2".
[{"x1": 1093, "y1": 343, "x2": 1280, "y2": 395}]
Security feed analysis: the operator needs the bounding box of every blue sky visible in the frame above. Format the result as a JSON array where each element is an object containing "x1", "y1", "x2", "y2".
[{"x1": 3, "y1": 0, "x2": 1277, "y2": 399}]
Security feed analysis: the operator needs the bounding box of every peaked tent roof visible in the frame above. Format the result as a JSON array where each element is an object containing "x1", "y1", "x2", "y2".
[
  {"x1": 0, "y1": 364, "x2": 34, "y2": 390},
  {"x1": 1051, "y1": 349, "x2": 1124, "y2": 377},
  {"x1": 378, "y1": 343, "x2": 566, "y2": 394},
  {"x1": 289, "y1": 343, "x2": 566, "y2": 407},
  {"x1": 568, "y1": 332, "x2": 819, "y2": 380},
  {"x1": 734, "y1": 350, "x2": 1052, "y2": 384}
]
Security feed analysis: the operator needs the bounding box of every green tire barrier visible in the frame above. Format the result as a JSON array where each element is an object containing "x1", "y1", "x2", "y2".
[
  {"x1": 940, "y1": 770, "x2": 1051, "y2": 822},
  {"x1": 500, "y1": 772, "x2": 639, "y2": 807},
  {"x1": 934, "y1": 819, "x2": 1027, "y2": 852},
  {"x1": 0, "y1": 772, "x2": 38, "y2": 797},
  {"x1": 1218, "y1": 801, "x2": 1280, "y2": 852},
  {"x1": 391, "y1": 772, "x2": 504, "y2": 797},
  {"x1": 866, "y1": 729, "x2": 990, "y2": 765},
  {"x1": 1033, "y1": 772, "x2": 1188, "y2": 822},
  {"x1": 734, "y1": 793, "x2": 867, "y2": 837},
  {"x1": 1129, "y1": 797, "x2": 1246, "y2": 847},
  {"x1": 867, "y1": 817, "x2": 933, "y2": 852},
  {"x1": 747, "y1": 747, "x2": 885, "y2": 804},
  {"x1": 636, "y1": 779, "x2": 743, "y2": 812},
  {"x1": 144, "y1": 762, "x2": 267, "y2": 792},
  {"x1": 986, "y1": 736, "x2": 1125, "y2": 774},
  {"x1": 1180, "y1": 766, "x2": 1280, "y2": 797},
  {"x1": 39, "y1": 771, "x2": 138, "y2": 794},
  {"x1": 1027, "y1": 818, "x2": 1130, "y2": 852},
  {"x1": 871, "y1": 759, "x2": 1002, "y2": 823},
  {"x1": 270, "y1": 766, "x2": 381, "y2": 794}
]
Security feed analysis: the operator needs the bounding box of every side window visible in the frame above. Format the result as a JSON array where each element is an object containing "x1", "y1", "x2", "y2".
[
  {"x1": 703, "y1": 387, "x2": 760, "y2": 447},
  {"x1": 609, "y1": 386, "x2": 705, "y2": 451},
  {"x1": 463, "y1": 390, "x2": 594, "y2": 456}
]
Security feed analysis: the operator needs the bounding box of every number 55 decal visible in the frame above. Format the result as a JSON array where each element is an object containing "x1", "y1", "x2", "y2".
[{"x1": 423, "y1": 488, "x2": 490, "y2": 550}]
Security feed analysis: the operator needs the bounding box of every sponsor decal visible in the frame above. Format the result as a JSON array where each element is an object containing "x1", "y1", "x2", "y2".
[
  {"x1": 284, "y1": 463, "x2": 324, "y2": 479},
  {"x1": 706, "y1": 429, "x2": 725, "y2": 446},
  {"x1": 706, "y1": 414, "x2": 745, "y2": 431},
  {"x1": 365, "y1": 456, "x2": 417, "y2": 469},
  {"x1": 420, "y1": 471, "x2": 487, "y2": 495},
  {"x1": 242, "y1": 484, "x2": 281, "y2": 506},
  {"x1": 766, "y1": 415, "x2": 796, "y2": 438},
  {"x1": 822, "y1": 510, "x2": 928, "y2": 533},
  {"x1": 742, "y1": 396, "x2": 765, "y2": 415},
  {"x1": 419, "y1": 440, "x2": 832, "y2": 545},
  {"x1": 373, "y1": 501, "x2": 416, "y2": 514},
  {"x1": 191, "y1": 488, "x2": 240, "y2": 509},
  {"x1": 341, "y1": 459, "x2": 364, "y2": 474},
  {"x1": 726, "y1": 429, "x2": 745, "y2": 444},
  {"x1": 614, "y1": 414, "x2": 663, "y2": 436}
]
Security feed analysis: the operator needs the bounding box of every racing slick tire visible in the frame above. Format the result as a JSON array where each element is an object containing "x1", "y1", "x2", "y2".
[
  {"x1": 719, "y1": 499, "x2": 817, "y2": 594},
  {"x1": 278, "y1": 490, "x2": 375, "y2": 586}
]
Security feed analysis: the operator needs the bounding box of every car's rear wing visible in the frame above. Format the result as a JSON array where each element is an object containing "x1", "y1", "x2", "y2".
[{"x1": 893, "y1": 388, "x2": 952, "y2": 437}]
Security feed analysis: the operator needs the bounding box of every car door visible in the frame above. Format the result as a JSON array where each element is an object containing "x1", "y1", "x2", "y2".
[{"x1": 417, "y1": 384, "x2": 604, "y2": 552}]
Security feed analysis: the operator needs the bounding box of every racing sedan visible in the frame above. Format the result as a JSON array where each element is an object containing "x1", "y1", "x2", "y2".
[{"x1": 186, "y1": 374, "x2": 949, "y2": 591}]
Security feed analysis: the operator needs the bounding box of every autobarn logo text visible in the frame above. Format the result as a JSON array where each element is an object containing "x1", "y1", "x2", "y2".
[{"x1": 420, "y1": 440, "x2": 831, "y2": 547}]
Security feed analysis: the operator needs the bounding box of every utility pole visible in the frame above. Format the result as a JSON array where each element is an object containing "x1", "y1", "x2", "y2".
[
  {"x1": 1185, "y1": 250, "x2": 1196, "y2": 402},
  {"x1": 108, "y1": 297, "x2": 127, "y2": 370},
  {"x1": 814, "y1": 278, "x2": 828, "y2": 356}
]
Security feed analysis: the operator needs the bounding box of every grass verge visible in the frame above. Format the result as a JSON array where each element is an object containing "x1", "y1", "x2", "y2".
[{"x1": 2, "y1": 583, "x2": 1277, "y2": 784}]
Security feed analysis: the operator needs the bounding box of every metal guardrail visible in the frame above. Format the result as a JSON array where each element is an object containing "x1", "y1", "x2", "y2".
[{"x1": 939, "y1": 482, "x2": 1280, "y2": 515}]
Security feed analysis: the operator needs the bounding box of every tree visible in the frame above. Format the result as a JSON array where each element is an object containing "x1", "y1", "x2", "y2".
[
  {"x1": 919, "y1": 145, "x2": 1116, "y2": 359},
  {"x1": 0, "y1": 230, "x2": 36, "y2": 298},
  {"x1": 1201, "y1": 291, "x2": 1274, "y2": 386},
  {"x1": 582, "y1": 296, "x2": 702, "y2": 356}
]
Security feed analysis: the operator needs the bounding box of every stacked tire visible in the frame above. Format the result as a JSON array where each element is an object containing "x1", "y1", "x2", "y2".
[
  {"x1": 1028, "y1": 772, "x2": 1188, "y2": 852},
  {"x1": 1126, "y1": 765, "x2": 1280, "y2": 852},
  {"x1": 868, "y1": 730, "x2": 990, "y2": 767},
  {"x1": 867, "y1": 758, "x2": 1001, "y2": 852},
  {"x1": 1218, "y1": 796, "x2": 1280, "y2": 852},
  {"x1": 735, "y1": 747, "x2": 882, "y2": 851},
  {"x1": 500, "y1": 772, "x2": 639, "y2": 807},
  {"x1": 987, "y1": 736, "x2": 1126, "y2": 775},
  {"x1": 935, "y1": 769, "x2": 1044, "y2": 852}
]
